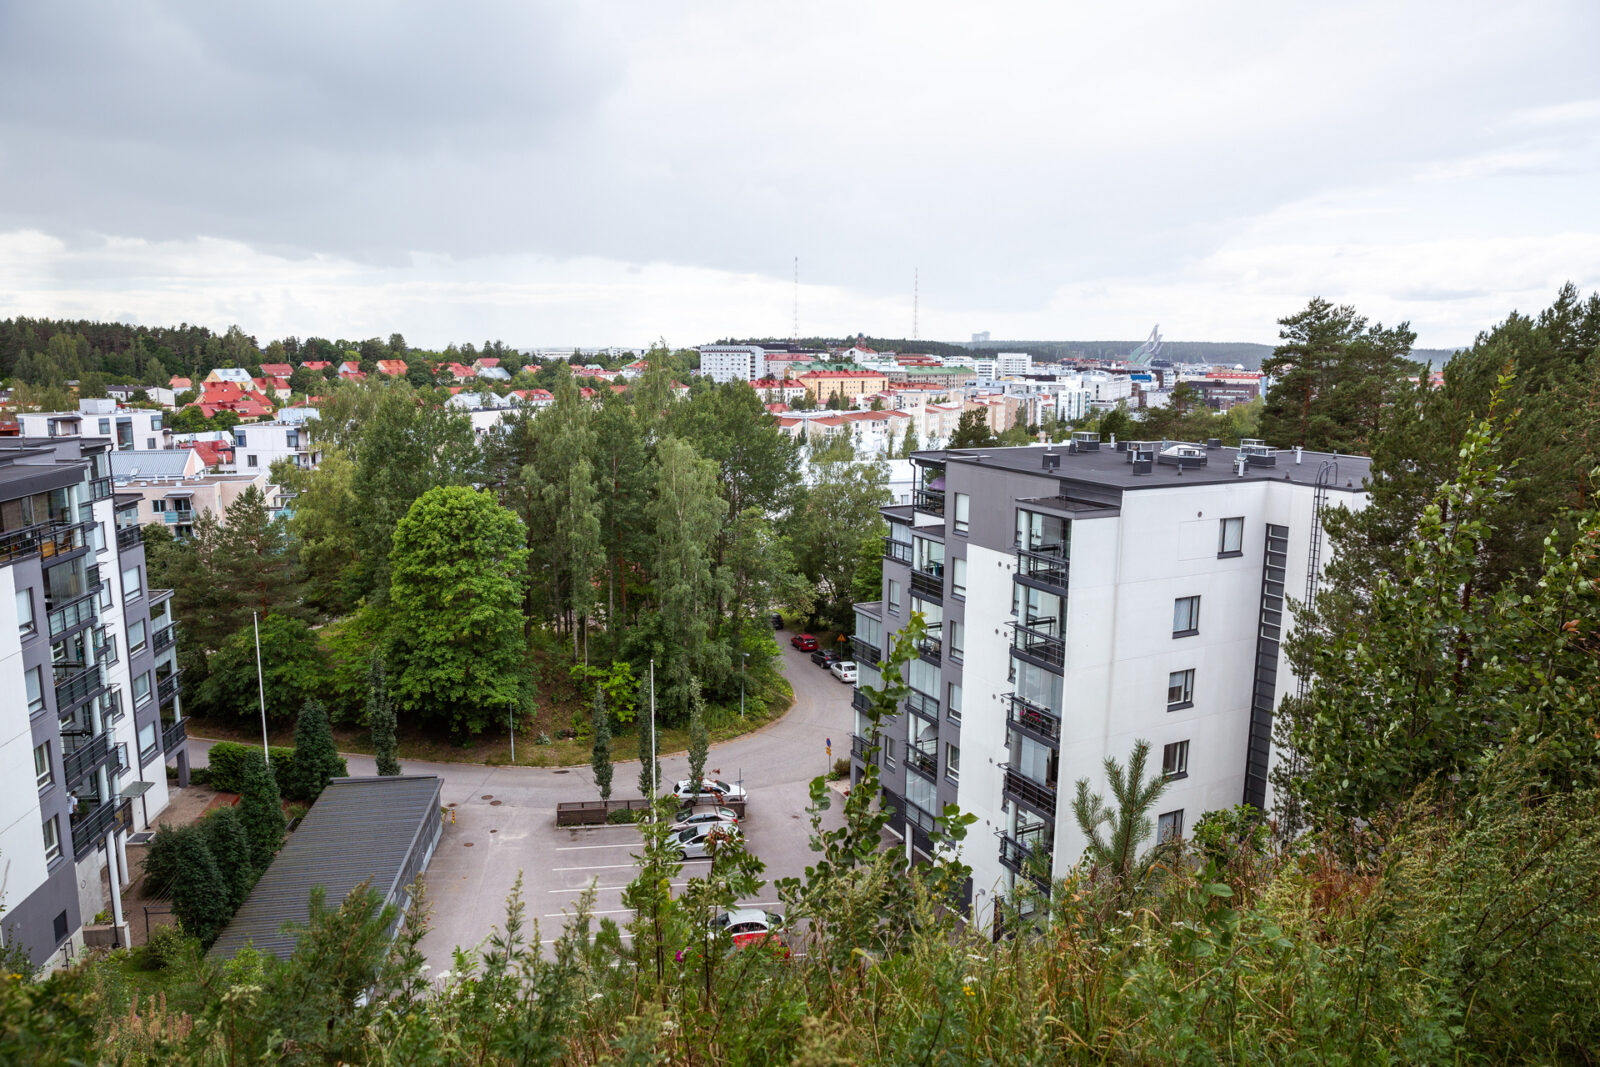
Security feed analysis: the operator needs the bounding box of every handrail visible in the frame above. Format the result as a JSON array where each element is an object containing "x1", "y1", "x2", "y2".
[
  {"x1": 1011, "y1": 620, "x2": 1065, "y2": 668},
  {"x1": 47, "y1": 583, "x2": 102, "y2": 638},
  {"x1": 63, "y1": 732, "x2": 110, "y2": 785},
  {"x1": 1002, "y1": 767, "x2": 1058, "y2": 818},
  {"x1": 161, "y1": 718, "x2": 187, "y2": 751},
  {"x1": 913, "y1": 488, "x2": 946, "y2": 516},
  {"x1": 1007, "y1": 693, "x2": 1061, "y2": 743},
  {"x1": 1016, "y1": 545, "x2": 1070, "y2": 589},
  {"x1": 54, "y1": 663, "x2": 104, "y2": 710}
]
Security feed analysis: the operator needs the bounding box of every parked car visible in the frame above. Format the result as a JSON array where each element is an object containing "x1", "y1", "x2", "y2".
[
  {"x1": 830, "y1": 660, "x2": 859, "y2": 684},
  {"x1": 710, "y1": 907, "x2": 786, "y2": 951},
  {"x1": 771, "y1": 613, "x2": 784, "y2": 629},
  {"x1": 810, "y1": 649, "x2": 841, "y2": 668},
  {"x1": 672, "y1": 778, "x2": 749, "y2": 804},
  {"x1": 674, "y1": 822, "x2": 741, "y2": 860},
  {"x1": 790, "y1": 633, "x2": 818, "y2": 651},
  {"x1": 672, "y1": 805, "x2": 740, "y2": 830}
]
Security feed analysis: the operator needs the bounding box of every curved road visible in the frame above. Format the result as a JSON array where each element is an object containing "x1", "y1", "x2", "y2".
[{"x1": 190, "y1": 640, "x2": 855, "y2": 962}]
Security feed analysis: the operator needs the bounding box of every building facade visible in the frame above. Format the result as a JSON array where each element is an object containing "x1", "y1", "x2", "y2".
[
  {"x1": 0, "y1": 438, "x2": 186, "y2": 971},
  {"x1": 17, "y1": 400, "x2": 170, "y2": 452},
  {"x1": 697, "y1": 345, "x2": 768, "y2": 383},
  {"x1": 850, "y1": 438, "x2": 1367, "y2": 931}
]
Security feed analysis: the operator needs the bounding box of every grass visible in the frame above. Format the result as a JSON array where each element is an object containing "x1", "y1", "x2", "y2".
[{"x1": 184, "y1": 675, "x2": 795, "y2": 769}]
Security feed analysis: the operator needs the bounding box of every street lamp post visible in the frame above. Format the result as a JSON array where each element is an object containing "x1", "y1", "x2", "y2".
[{"x1": 740, "y1": 652, "x2": 748, "y2": 720}]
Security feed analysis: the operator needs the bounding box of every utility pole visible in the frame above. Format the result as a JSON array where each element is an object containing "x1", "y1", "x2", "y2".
[
  {"x1": 649, "y1": 659, "x2": 657, "y2": 803},
  {"x1": 253, "y1": 611, "x2": 269, "y2": 763},
  {"x1": 740, "y1": 652, "x2": 748, "y2": 720}
]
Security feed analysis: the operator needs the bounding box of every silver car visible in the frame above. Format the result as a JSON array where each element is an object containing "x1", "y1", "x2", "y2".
[
  {"x1": 671, "y1": 806, "x2": 741, "y2": 831},
  {"x1": 671, "y1": 778, "x2": 749, "y2": 805},
  {"x1": 673, "y1": 822, "x2": 742, "y2": 860}
]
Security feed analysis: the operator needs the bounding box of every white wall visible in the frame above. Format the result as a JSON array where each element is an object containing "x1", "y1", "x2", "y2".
[{"x1": 0, "y1": 564, "x2": 48, "y2": 923}]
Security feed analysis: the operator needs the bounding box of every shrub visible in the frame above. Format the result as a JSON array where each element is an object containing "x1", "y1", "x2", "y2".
[
  {"x1": 606, "y1": 808, "x2": 645, "y2": 824},
  {"x1": 139, "y1": 823, "x2": 202, "y2": 900},
  {"x1": 207, "y1": 742, "x2": 294, "y2": 794},
  {"x1": 129, "y1": 924, "x2": 195, "y2": 971},
  {"x1": 830, "y1": 758, "x2": 850, "y2": 781}
]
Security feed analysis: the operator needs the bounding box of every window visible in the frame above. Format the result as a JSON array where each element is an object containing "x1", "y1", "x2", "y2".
[
  {"x1": 883, "y1": 737, "x2": 896, "y2": 769},
  {"x1": 1218, "y1": 517, "x2": 1244, "y2": 557},
  {"x1": 945, "y1": 743, "x2": 961, "y2": 783},
  {"x1": 948, "y1": 620, "x2": 965, "y2": 659},
  {"x1": 17, "y1": 588, "x2": 35, "y2": 636},
  {"x1": 151, "y1": 499, "x2": 166, "y2": 513},
  {"x1": 98, "y1": 418, "x2": 111, "y2": 434},
  {"x1": 1172, "y1": 595, "x2": 1200, "y2": 637},
  {"x1": 1167, "y1": 669, "x2": 1195, "y2": 710},
  {"x1": 133, "y1": 671, "x2": 152, "y2": 706},
  {"x1": 950, "y1": 556, "x2": 967, "y2": 598},
  {"x1": 26, "y1": 666, "x2": 45, "y2": 714},
  {"x1": 34, "y1": 742, "x2": 53, "y2": 789},
  {"x1": 947, "y1": 681, "x2": 963, "y2": 723},
  {"x1": 138, "y1": 720, "x2": 158, "y2": 758},
  {"x1": 151, "y1": 415, "x2": 162, "y2": 431},
  {"x1": 146, "y1": 438, "x2": 156, "y2": 449},
  {"x1": 953, "y1": 491, "x2": 970, "y2": 535},
  {"x1": 1158, "y1": 809, "x2": 1185, "y2": 843},
  {"x1": 122, "y1": 565, "x2": 142, "y2": 599},
  {"x1": 128, "y1": 619, "x2": 147, "y2": 656},
  {"x1": 886, "y1": 578, "x2": 901, "y2": 614},
  {"x1": 43, "y1": 816, "x2": 62, "y2": 863},
  {"x1": 247, "y1": 455, "x2": 258, "y2": 468},
  {"x1": 1163, "y1": 740, "x2": 1190, "y2": 780}
]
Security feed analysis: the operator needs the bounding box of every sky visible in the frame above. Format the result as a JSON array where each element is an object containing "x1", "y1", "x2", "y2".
[{"x1": 1, "y1": 1, "x2": 1597, "y2": 350}]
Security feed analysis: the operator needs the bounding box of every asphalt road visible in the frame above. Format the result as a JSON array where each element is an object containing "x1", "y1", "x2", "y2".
[{"x1": 189, "y1": 638, "x2": 857, "y2": 965}]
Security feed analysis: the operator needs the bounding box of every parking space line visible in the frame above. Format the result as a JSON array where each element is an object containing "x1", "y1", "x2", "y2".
[
  {"x1": 547, "y1": 883, "x2": 688, "y2": 893},
  {"x1": 552, "y1": 863, "x2": 639, "y2": 872},
  {"x1": 553, "y1": 843, "x2": 645, "y2": 851}
]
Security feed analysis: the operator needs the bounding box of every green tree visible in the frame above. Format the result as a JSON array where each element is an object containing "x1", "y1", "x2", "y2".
[
  {"x1": 948, "y1": 408, "x2": 997, "y2": 448},
  {"x1": 236, "y1": 748, "x2": 287, "y2": 870},
  {"x1": 196, "y1": 613, "x2": 326, "y2": 723},
  {"x1": 168, "y1": 828, "x2": 233, "y2": 947},
  {"x1": 637, "y1": 695, "x2": 660, "y2": 799},
  {"x1": 368, "y1": 653, "x2": 400, "y2": 776},
  {"x1": 590, "y1": 689, "x2": 613, "y2": 801},
  {"x1": 524, "y1": 367, "x2": 604, "y2": 652},
  {"x1": 790, "y1": 438, "x2": 889, "y2": 629},
  {"x1": 387, "y1": 486, "x2": 528, "y2": 736},
  {"x1": 1071, "y1": 739, "x2": 1171, "y2": 892},
  {"x1": 290, "y1": 699, "x2": 345, "y2": 803},
  {"x1": 686, "y1": 677, "x2": 709, "y2": 788},
  {"x1": 200, "y1": 806, "x2": 256, "y2": 911}
]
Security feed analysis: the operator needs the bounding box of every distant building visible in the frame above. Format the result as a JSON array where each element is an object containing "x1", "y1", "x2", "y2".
[
  {"x1": 16, "y1": 400, "x2": 169, "y2": 452},
  {"x1": 203, "y1": 368, "x2": 253, "y2": 385},
  {"x1": 795, "y1": 369, "x2": 890, "y2": 405},
  {"x1": 698, "y1": 345, "x2": 768, "y2": 384},
  {"x1": 972, "y1": 331, "x2": 991, "y2": 343}
]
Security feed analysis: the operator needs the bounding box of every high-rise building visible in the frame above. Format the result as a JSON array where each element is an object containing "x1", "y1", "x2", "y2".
[
  {"x1": 697, "y1": 345, "x2": 768, "y2": 383},
  {"x1": 851, "y1": 438, "x2": 1365, "y2": 930},
  {"x1": 0, "y1": 437, "x2": 187, "y2": 971}
]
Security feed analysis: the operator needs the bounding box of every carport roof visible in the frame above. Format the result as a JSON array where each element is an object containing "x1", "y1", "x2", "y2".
[{"x1": 208, "y1": 775, "x2": 443, "y2": 960}]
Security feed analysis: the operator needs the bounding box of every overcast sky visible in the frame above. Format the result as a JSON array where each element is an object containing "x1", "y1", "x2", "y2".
[{"x1": 1, "y1": 1, "x2": 1597, "y2": 349}]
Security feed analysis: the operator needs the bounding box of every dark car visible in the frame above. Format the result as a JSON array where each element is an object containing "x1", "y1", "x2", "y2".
[
  {"x1": 771, "y1": 613, "x2": 784, "y2": 630},
  {"x1": 811, "y1": 649, "x2": 841, "y2": 668},
  {"x1": 790, "y1": 633, "x2": 818, "y2": 652}
]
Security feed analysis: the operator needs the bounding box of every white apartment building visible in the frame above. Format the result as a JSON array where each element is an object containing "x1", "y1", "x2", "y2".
[
  {"x1": 1082, "y1": 372, "x2": 1134, "y2": 409},
  {"x1": 852, "y1": 437, "x2": 1366, "y2": 931},
  {"x1": 697, "y1": 345, "x2": 768, "y2": 383},
  {"x1": 230, "y1": 420, "x2": 319, "y2": 474},
  {"x1": 0, "y1": 438, "x2": 186, "y2": 971},
  {"x1": 17, "y1": 400, "x2": 170, "y2": 452}
]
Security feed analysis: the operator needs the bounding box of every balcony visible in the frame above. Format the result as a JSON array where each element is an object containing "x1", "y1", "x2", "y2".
[
  {"x1": 1011, "y1": 620, "x2": 1065, "y2": 670},
  {"x1": 1016, "y1": 544, "x2": 1070, "y2": 592},
  {"x1": 882, "y1": 537, "x2": 912, "y2": 564},
  {"x1": 850, "y1": 732, "x2": 874, "y2": 763},
  {"x1": 156, "y1": 671, "x2": 182, "y2": 705},
  {"x1": 851, "y1": 688, "x2": 873, "y2": 714},
  {"x1": 913, "y1": 488, "x2": 946, "y2": 517},
  {"x1": 850, "y1": 635, "x2": 882, "y2": 668},
  {"x1": 54, "y1": 663, "x2": 104, "y2": 711},
  {"x1": 1007, "y1": 693, "x2": 1061, "y2": 745},
  {"x1": 163, "y1": 510, "x2": 196, "y2": 526},
  {"x1": 47, "y1": 584, "x2": 102, "y2": 638},
  {"x1": 906, "y1": 688, "x2": 940, "y2": 723},
  {"x1": 998, "y1": 833, "x2": 1054, "y2": 890},
  {"x1": 116, "y1": 525, "x2": 142, "y2": 551},
  {"x1": 0, "y1": 520, "x2": 73, "y2": 565},
  {"x1": 62, "y1": 732, "x2": 111, "y2": 788},
  {"x1": 71, "y1": 797, "x2": 131, "y2": 860},
  {"x1": 153, "y1": 623, "x2": 176, "y2": 653},
  {"x1": 909, "y1": 566, "x2": 943, "y2": 601},
  {"x1": 161, "y1": 717, "x2": 187, "y2": 752},
  {"x1": 906, "y1": 744, "x2": 938, "y2": 781},
  {"x1": 89, "y1": 477, "x2": 112, "y2": 501},
  {"x1": 916, "y1": 635, "x2": 942, "y2": 666},
  {"x1": 1002, "y1": 767, "x2": 1058, "y2": 819}
]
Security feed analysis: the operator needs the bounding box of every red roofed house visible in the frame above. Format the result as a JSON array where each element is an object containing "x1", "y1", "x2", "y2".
[
  {"x1": 258, "y1": 362, "x2": 294, "y2": 378},
  {"x1": 516, "y1": 389, "x2": 554, "y2": 410},
  {"x1": 473, "y1": 357, "x2": 500, "y2": 370},
  {"x1": 749, "y1": 377, "x2": 806, "y2": 404},
  {"x1": 795, "y1": 369, "x2": 888, "y2": 405},
  {"x1": 169, "y1": 376, "x2": 193, "y2": 391},
  {"x1": 446, "y1": 362, "x2": 477, "y2": 381},
  {"x1": 301, "y1": 361, "x2": 332, "y2": 372},
  {"x1": 192, "y1": 380, "x2": 274, "y2": 420},
  {"x1": 337, "y1": 361, "x2": 365, "y2": 381},
  {"x1": 375, "y1": 359, "x2": 409, "y2": 377},
  {"x1": 190, "y1": 439, "x2": 234, "y2": 470}
]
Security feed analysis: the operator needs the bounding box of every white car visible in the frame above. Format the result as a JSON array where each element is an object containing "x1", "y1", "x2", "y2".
[
  {"x1": 671, "y1": 778, "x2": 748, "y2": 804},
  {"x1": 830, "y1": 660, "x2": 858, "y2": 684},
  {"x1": 710, "y1": 907, "x2": 784, "y2": 949},
  {"x1": 674, "y1": 822, "x2": 742, "y2": 860},
  {"x1": 671, "y1": 806, "x2": 741, "y2": 831}
]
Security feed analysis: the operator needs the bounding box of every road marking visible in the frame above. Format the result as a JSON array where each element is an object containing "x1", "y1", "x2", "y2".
[
  {"x1": 544, "y1": 907, "x2": 635, "y2": 917},
  {"x1": 541, "y1": 932, "x2": 633, "y2": 944},
  {"x1": 553, "y1": 843, "x2": 644, "y2": 851},
  {"x1": 552, "y1": 863, "x2": 640, "y2": 872},
  {"x1": 548, "y1": 883, "x2": 689, "y2": 893}
]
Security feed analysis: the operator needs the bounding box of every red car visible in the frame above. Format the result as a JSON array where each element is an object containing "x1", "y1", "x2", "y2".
[{"x1": 790, "y1": 633, "x2": 818, "y2": 651}]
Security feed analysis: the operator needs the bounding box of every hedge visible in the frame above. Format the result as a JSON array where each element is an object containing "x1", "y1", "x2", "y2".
[{"x1": 205, "y1": 741, "x2": 347, "y2": 802}]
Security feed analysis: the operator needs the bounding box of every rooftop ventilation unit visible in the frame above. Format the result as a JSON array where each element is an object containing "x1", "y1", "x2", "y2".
[
  {"x1": 1239, "y1": 441, "x2": 1277, "y2": 468},
  {"x1": 1206, "y1": 438, "x2": 1221, "y2": 450},
  {"x1": 1070, "y1": 431, "x2": 1101, "y2": 452},
  {"x1": 1042, "y1": 451, "x2": 1060, "y2": 470},
  {"x1": 1157, "y1": 443, "x2": 1209, "y2": 470}
]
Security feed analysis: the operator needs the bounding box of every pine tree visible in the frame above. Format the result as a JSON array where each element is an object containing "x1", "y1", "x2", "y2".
[
  {"x1": 687, "y1": 677, "x2": 709, "y2": 789},
  {"x1": 292, "y1": 699, "x2": 345, "y2": 802},
  {"x1": 948, "y1": 409, "x2": 997, "y2": 449},
  {"x1": 169, "y1": 829, "x2": 233, "y2": 947},
  {"x1": 369, "y1": 652, "x2": 401, "y2": 776},
  {"x1": 1071, "y1": 740, "x2": 1171, "y2": 893},
  {"x1": 237, "y1": 749, "x2": 287, "y2": 871},
  {"x1": 590, "y1": 688, "x2": 613, "y2": 801},
  {"x1": 200, "y1": 806, "x2": 257, "y2": 911}
]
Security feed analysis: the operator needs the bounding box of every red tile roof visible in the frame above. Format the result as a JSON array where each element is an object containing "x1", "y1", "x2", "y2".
[
  {"x1": 258, "y1": 363, "x2": 294, "y2": 377},
  {"x1": 376, "y1": 359, "x2": 409, "y2": 376}
]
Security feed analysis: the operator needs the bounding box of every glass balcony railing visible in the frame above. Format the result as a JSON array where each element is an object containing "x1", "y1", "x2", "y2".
[
  {"x1": 1002, "y1": 767, "x2": 1058, "y2": 818},
  {"x1": 62, "y1": 732, "x2": 111, "y2": 788},
  {"x1": 1011, "y1": 620, "x2": 1065, "y2": 669},
  {"x1": 71, "y1": 797, "x2": 131, "y2": 860},
  {"x1": 1007, "y1": 693, "x2": 1061, "y2": 744},
  {"x1": 909, "y1": 567, "x2": 943, "y2": 600},
  {"x1": 54, "y1": 663, "x2": 104, "y2": 711},
  {"x1": 156, "y1": 671, "x2": 182, "y2": 705},
  {"x1": 47, "y1": 584, "x2": 102, "y2": 638},
  {"x1": 882, "y1": 538, "x2": 912, "y2": 564},
  {"x1": 115, "y1": 525, "x2": 142, "y2": 550},
  {"x1": 999, "y1": 832, "x2": 1054, "y2": 890},
  {"x1": 850, "y1": 635, "x2": 882, "y2": 668},
  {"x1": 906, "y1": 689, "x2": 939, "y2": 723},
  {"x1": 161, "y1": 718, "x2": 187, "y2": 752},
  {"x1": 913, "y1": 488, "x2": 946, "y2": 516},
  {"x1": 1016, "y1": 544, "x2": 1070, "y2": 591},
  {"x1": 850, "y1": 732, "x2": 874, "y2": 763},
  {"x1": 906, "y1": 744, "x2": 938, "y2": 780},
  {"x1": 916, "y1": 635, "x2": 942, "y2": 665}
]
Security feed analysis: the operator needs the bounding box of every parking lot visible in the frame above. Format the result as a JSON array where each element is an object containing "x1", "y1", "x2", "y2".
[{"x1": 190, "y1": 639, "x2": 858, "y2": 964}]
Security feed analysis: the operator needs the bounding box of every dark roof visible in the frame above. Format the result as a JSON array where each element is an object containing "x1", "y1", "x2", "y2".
[
  {"x1": 914, "y1": 443, "x2": 1371, "y2": 494},
  {"x1": 208, "y1": 775, "x2": 443, "y2": 960}
]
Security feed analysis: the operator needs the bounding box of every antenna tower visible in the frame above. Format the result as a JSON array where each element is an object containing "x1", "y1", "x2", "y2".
[{"x1": 913, "y1": 268, "x2": 919, "y2": 341}]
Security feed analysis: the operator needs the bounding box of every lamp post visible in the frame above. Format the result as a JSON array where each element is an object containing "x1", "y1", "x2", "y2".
[
  {"x1": 740, "y1": 652, "x2": 748, "y2": 720},
  {"x1": 253, "y1": 611, "x2": 269, "y2": 763}
]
